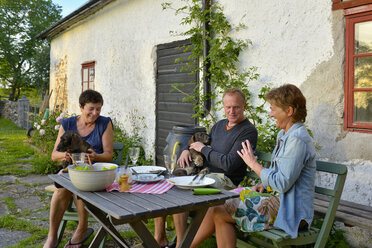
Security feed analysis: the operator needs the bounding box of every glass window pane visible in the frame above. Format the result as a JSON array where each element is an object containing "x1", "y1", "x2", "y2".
[
  {"x1": 354, "y1": 56, "x2": 372, "y2": 88},
  {"x1": 83, "y1": 82, "x2": 88, "y2": 91},
  {"x1": 83, "y1": 68, "x2": 88, "y2": 81},
  {"x1": 88, "y1": 83, "x2": 94, "y2": 90},
  {"x1": 355, "y1": 21, "x2": 372, "y2": 54},
  {"x1": 353, "y1": 92, "x2": 372, "y2": 123},
  {"x1": 89, "y1": 67, "x2": 94, "y2": 82}
]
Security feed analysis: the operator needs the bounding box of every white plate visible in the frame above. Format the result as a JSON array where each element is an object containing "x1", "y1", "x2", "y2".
[
  {"x1": 132, "y1": 174, "x2": 164, "y2": 183},
  {"x1": 167, "y1": 176, "x2": 215, "y2": 189},
  {"x1": 130, "y1": 166, "x2": 166, "y2": 174}
]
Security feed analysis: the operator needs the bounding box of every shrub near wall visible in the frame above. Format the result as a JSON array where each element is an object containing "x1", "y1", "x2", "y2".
[
  {"x1": 32, "y1": 110, "x2": 67, "y2": 155},
  {"x1": 30, "y1": 110, "x2": 66, "y2": 174}
]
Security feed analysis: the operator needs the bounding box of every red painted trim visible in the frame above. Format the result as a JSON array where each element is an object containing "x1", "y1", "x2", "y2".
[
  {"x1": 344, "y1": 13, "x2": 372, "y2": 132},
  {"x1": 344, "y1": 4, "x2": 372, "y2": 15},
  {"x1": 345, "y1": 128, "x2": 372, "y2": 133},
  {"x1": 81, "y1": 61, "x2": 95, "y2": 92},
  {"x1": 344, "y1": 17, "x2": 351, "y2": 131},
  {"x1": 333, "y1": 0, "x2": 372, "y2": 10}
]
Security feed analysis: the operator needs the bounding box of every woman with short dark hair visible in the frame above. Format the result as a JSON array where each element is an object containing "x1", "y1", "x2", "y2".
[
  {"x1": 44, "y1": 89, "x2": 113, "y2": 248},
  {"x1": 79, "y1": 89, "x2": 104, "y2": 107},
  {"x1": 190, "y1": 84, "x2": 316, "y2": 248}
]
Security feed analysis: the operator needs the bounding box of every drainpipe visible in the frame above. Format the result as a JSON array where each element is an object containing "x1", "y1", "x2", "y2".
[{"x1": 202, "y1": 0, "x2": 211, "y2": 114}]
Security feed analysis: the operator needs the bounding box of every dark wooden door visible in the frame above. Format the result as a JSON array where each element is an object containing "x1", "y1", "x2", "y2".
[{"x1": 155, "y1": 39, "x2": 198, "y2": 165}]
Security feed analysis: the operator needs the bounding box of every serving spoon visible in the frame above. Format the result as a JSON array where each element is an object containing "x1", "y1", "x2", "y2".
[{"x1": 87, "y1": 154, "x2": 94, "y2": 170}]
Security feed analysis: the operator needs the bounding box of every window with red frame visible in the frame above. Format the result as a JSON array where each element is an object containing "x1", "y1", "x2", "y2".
[
  {"x1": 81, "y1": 62, "x2": 95, "y2": 91},
  {"x1": 333, "y1": 0, "x2": 372, "y2": 10},
  {"x1": 344, "y1": 6, "x2": 372, "y2": 132}
]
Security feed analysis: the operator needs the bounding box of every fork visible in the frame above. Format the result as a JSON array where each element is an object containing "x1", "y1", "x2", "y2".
[
  {"x1": 189, "y1": 174, "x2": 199, "y2": 185},
  {"x1": 197, "y1": 173, "x2": 207, "y2": 184}
]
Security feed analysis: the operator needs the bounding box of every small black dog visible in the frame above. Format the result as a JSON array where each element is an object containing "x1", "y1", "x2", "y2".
[
  {"x1": 173, "y1": 132, "x2": 211, "y2": 176},
  {"x1": 56, "y1": 130, "x2": 93, "y2": 169}
]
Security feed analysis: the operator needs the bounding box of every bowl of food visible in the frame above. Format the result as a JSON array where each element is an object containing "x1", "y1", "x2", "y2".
[{"x1": 68, "y1": 163, "x2": 118, "y2": 191}]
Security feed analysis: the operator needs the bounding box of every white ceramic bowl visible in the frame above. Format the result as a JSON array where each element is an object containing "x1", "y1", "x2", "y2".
[{"x1": 68, "y1": 163, "x2": 118, "y2": 191}]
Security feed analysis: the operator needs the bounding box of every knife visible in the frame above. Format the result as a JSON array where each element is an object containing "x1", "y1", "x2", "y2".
[{"x1": 131, "y1": 168, "x2": 139, "y2": 175}]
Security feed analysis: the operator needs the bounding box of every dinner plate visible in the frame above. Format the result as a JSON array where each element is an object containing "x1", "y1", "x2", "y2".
[
  {"x1": 132, "y1": 174, "x2": 164, "y2": 183},
  {"x1": 130, "y1": 166, "x2": 166, "y2": 174},
  {"x1": 167, "y1": 176, "x2": 215, "y2": 189}
]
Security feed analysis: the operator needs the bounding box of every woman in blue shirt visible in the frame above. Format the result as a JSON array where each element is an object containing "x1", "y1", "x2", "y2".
[
  {"x1": 44, "y1": 90, "x2": 113, "y2": 248},
  {"x1": 190, "y1": 84, "x2": 316, "y2": 248}
]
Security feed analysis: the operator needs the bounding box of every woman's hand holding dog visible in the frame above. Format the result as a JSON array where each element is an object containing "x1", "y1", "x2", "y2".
[
  {"x1": 64, "y1": 152, "x2": 71, "y2": 163},
  {"x1": 86, "y1": 148, "x2": 97, "y2": 162}
]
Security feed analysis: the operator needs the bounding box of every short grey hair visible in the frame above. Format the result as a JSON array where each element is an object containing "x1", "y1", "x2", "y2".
[{"x1": 222, "y1": 88, "x2": 246, "y2": 105}]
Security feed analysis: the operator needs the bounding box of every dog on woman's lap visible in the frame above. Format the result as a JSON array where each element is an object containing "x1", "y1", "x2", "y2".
[
  {"x1": 173, "y1": 132, "x2": 211, "y2": 176},
  {"x1": 56, "y1": 130, "x2": 92, "y2": 171}
]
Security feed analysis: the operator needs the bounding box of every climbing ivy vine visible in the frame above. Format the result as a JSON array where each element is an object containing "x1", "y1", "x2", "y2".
[{"x1": 162, "y1": 0, "x2": 278, "y2": 152}]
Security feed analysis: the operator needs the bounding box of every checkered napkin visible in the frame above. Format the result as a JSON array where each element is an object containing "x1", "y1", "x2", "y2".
[{"x1": 106, "y1": 179, "x2": 174, "y2": 194}]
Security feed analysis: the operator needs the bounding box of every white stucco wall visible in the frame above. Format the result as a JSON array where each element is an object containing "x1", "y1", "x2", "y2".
[
  {"x1": 49, "y1": 0, "x2": 372, "y2": 211},
  {"x1": 49, "y1": 0, "x2": 189, "y2": 156},
  {"x1": 218, "y1": 1, "x2": 372, "y2": 245},
  {"x1": 218, "y1": 0, "x2": 372, "y2": 208}
]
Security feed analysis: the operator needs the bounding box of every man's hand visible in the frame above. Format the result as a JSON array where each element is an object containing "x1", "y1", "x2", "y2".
[
  {"x1": 189, "y1": 142, "x2": 205, "y2": 153},
  {"x1": 177, "y1": 150, "x2": 192, "y2": 168},
  {"x1": 251, "y1": 183, "x2": 265, "y2": 193}
]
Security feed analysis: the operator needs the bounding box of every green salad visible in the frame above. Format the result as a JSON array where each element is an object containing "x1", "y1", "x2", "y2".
[{"x1": 74, "y1": 165, "x2": 116, "y2": 171}]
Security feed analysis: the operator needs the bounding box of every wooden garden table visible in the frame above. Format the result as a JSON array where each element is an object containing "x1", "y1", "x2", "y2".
[{"x1": 49, "y1": 174, "x2": 238, "y2": 248}]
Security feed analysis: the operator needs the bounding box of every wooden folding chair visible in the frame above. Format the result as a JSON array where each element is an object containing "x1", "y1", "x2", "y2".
[{"x1": 237, "y1": 157, "x2": 348, "y2": 248}]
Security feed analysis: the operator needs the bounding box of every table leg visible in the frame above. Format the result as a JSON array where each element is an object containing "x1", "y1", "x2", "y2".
[
  {"x1": 83, "y1": 201, "x2": 130, "y2": 248},
  {"x1": 178, "y1": 206, "x2": 208, "y2": 248},
  {"x1": 129, "y1": 220, "x2": 161, "y2": 248},
  {"x1": 90, "y1": 226, "x2": 107, "y2": 247}
]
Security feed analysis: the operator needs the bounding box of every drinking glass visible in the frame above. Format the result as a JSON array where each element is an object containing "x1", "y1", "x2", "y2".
[
  {"x1": 71, "y1": 153, "x2": 85, "y2": 165},
  {"x1": 164, "y1": 154, "x2": 177, "y2": 177},
  {"x1": 128, "y1": 147, "x2": 140, "y2": 166}
]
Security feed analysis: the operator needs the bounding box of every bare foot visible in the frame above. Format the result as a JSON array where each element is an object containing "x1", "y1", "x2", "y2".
[
  {"x1": 64, "y1": 228, "x2": 92, "y2": 248},
  {"x1": 154, "y1": 236, "x2": 168, "y2": 247},
  {"x1": 43, "y1": 237, "x2": 57, "y2": 248}
]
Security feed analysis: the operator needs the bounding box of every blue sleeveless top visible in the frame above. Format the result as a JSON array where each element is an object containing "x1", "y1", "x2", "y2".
[{"x1": 61, "y1": 116, "x2": 112, "y2": 154}]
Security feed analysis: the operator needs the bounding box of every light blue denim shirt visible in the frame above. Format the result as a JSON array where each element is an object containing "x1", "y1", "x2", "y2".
[{"x1": 260, "y1": 122, "x2": 316, "y2": 238}]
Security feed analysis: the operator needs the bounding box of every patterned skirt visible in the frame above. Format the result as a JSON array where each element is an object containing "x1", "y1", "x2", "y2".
[{"x1": 225, "y1": 187, "x2": 280, "y2": 232}]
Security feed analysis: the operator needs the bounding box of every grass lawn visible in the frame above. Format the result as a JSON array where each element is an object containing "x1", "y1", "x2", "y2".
[
  {"x1": 0, "y1": 118, "x2": 36, "y2": 176},
  {"x1": 0, "y1": 118, "x2": 50, "y2": 247}
]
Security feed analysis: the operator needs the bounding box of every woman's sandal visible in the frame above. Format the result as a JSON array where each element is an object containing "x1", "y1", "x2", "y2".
[{"x1": 62, "y1": 228, "x2": 94, "y2": 248}]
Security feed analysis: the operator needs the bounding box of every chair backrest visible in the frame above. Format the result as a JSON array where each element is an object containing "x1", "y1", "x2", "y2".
[
  {"x1": 314, "y1": 161, "x2": 347, "y2": 248},
  {"x1": 111, "y1": 142, "x2": 124, "y2": 165},
  {"x1": 245, "y1": 152, "x2": 348, "y2": 248},
  {"x1": 257, "y1": 151, "x2": 272, "y2": 168}
]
